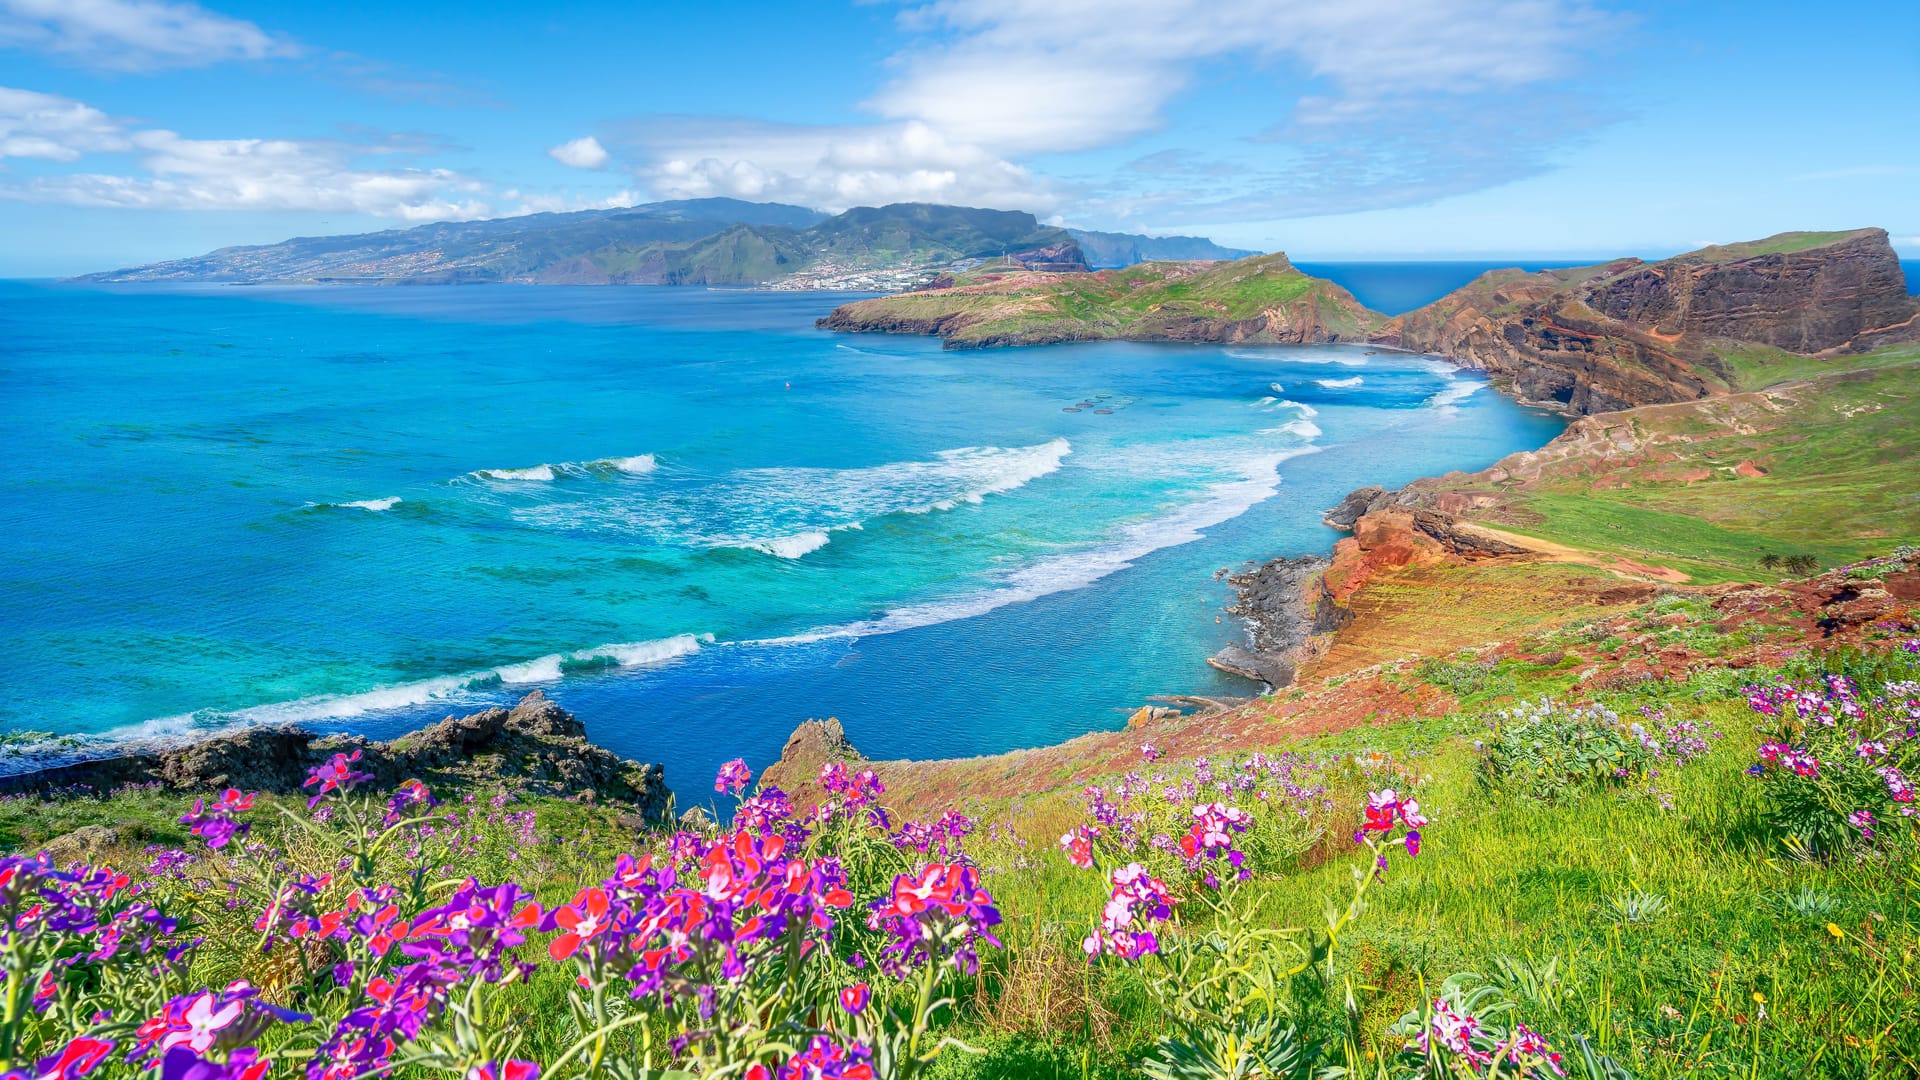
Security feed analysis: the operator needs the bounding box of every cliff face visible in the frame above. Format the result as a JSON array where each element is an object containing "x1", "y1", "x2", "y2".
[
  {"x1": 1374, "y1": 229, "x2": 1920, "y2": 414},
  {"x1": 1584, "y1": 230, "x2": 1919, "y2": 353}
]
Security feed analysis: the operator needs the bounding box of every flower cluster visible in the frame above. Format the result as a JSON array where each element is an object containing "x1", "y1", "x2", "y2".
[
  {"x1": 1179, "y1": 802, "x2": 1253, "y2": 885},
  {"x1": 746, "y1": 1035, "x2": 874, "y2": 1080},
  {"x1": 1081, "y1": 863, "x2": 1174, "y2": 960},
  {"x1": 714, "y1": 758, "x2": 753, "y2": 795},
  {"x1": 868, "y1": 862, "x2": 1001, "y2": 977},
  {"x1": 179, "y1": 789, "x2": 255, "y2": 850},
  {"x1": 891, "y1": 811, "x2": 974, "y2": 859},
  {"x1": 1743, "y1": 657, "x2": 1920, "y2": 852},
  {"x1": 1417, "y1": 998, "x2": 1566, "y2": 1077},
  {"x1": 1360, "y1": 789, "x2": 1428, "y2": 859},
  {"x1": 304, "y1": 750, "x2": 373, "y2": 807}
]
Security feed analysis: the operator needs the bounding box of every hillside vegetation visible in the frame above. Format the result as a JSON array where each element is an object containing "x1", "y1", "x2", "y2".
[{"x1": 818, "y1": 253, "x2": 1384, "y2": 348}]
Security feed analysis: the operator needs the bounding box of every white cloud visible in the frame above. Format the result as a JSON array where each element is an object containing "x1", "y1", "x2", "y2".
[
  {"x1": 874, "y1": 0, "x2": 1611, "y2": 154},
  {"x1": 628, "y1": 116, "x2": 1051, "y2": 212},
  {"x1": 611, "y1": 0, "x2": 1613, "y2": 224},
  {"x1": 0, "y1": 86, "x2": 489, "y2": 221},
  {"x1": 0, "y1": 86, "x2": 126, "y2": 160},
  {"x1": 502, "y1": 187, "x2": 641, "y2": 215},
  {"x1": 548, "y1": 135, "x2": 609, "y2": 170},
  {"x1": 0, "y1": 0, "x2": 295, "y2": 70}
]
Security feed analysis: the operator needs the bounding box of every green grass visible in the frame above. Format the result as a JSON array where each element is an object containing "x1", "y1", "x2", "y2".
[
  {"x1": 1686, "y1": 230, "x2": 1870, "y2": 264},
  {"x1": 1709, "y1": 341, "x2": 1920, "y2": 393},
  {"x1": 935, "y1": 648, "x2": 1920, "y2": 1078}
]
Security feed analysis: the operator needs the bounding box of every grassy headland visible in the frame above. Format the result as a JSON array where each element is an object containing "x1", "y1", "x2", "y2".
[{"x1": 816, "y1": 253, "x2": 1384, "y2": 348}]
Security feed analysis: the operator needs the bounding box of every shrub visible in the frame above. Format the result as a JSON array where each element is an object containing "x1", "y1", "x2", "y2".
[
  {"x1": 1472, "y1": 699, "x2": 1714, "y2": 802},
  {"x1": 1386, "y1": 972, "x2": 1631, "y2": 1079},
  {"x1": 1743, "y1": 659, "x2": 1920, "y2": 855},
  {"x1": 1414, "y1": 655, "x2": 1515, "y2": 700}
]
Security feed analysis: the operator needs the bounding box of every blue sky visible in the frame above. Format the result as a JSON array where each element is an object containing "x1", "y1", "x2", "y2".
[{"x1": 0, "y1": 0, "x2": 1915, "y2": 275}]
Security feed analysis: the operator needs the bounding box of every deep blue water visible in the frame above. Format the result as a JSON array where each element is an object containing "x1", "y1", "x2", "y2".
[
  {"x1": 0, "y1": 281, "x2": 1565, "y2": 793},
  {"x1": 1293, "y1": 262, "x2": 1589, "y2": 315}
]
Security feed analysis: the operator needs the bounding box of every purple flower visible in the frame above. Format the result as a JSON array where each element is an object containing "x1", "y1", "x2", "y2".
[
  {"x1": 304, "y1": 751, "x2": 372, "y2": 808},
  {"x1": 715, "y1": 758, "x2": 753, "y2": 795},
  {"x1": 179, "y1": 790, "x2": 255, "y2": 850}
]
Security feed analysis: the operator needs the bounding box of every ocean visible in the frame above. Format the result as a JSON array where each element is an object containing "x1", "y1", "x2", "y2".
[{"x1": 1, "y1": 278, "x2": 1572, "y2": 792}]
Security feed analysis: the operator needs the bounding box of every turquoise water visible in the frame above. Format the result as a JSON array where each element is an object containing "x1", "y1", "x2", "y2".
[{"x1": 0, "y1": 282, "x2": 1564, "y2": 791}]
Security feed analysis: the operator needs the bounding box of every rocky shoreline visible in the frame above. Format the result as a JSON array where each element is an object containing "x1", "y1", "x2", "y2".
[{"x1": 1, "y1": 691, "x2": 674, "y2": 821}]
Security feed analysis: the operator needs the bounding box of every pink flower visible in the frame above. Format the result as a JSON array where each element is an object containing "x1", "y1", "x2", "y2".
[
  {"x1": 1059, "y1": 827, "x2": 1094, "y2": 869},
  {"x1": 715, "y1": 758, "x2": 753, "y2": 795},
  {"x1": 35, "y1": 1037, "x2": 115, "y2": 1080}
]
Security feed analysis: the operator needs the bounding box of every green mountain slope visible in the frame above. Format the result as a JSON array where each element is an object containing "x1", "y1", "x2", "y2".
[{"x1": 75, "y1": 201, "x2": 1254, "y2": 287}]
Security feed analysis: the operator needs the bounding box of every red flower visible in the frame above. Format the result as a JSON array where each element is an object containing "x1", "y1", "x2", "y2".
[
  {"x1": 36, "y1": 1037, "x2": 115, "y2": 1080},
  {"x1": 466, "y1": 1062, "x2": 539, "y2": 1080},
  {"x1": 549, "y1": 888, "x2": 610, "y2": 961}
]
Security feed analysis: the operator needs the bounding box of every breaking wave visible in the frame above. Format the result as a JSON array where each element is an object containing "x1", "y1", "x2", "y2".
[
  {"x1": 467, "y1": 453, "x2": 656, "y2": 484},
  {"x1": 759, "y1": 447, "x2": 1322, "y2": 645},
  {"x1": 1315, "y1": 376, "x2": 1364, "y2": 388},
  {"x1": 514, "y1": 439, "x2": 1072, "y2": 559}
]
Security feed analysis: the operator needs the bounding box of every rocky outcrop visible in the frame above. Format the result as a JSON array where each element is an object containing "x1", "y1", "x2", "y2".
[
  {"x1": 2, "y1": 692, "x2": 673, "y2": 820},
  {"x1": 1584, "y1": 230, "x2": 1920, "y2": 354},
  {"x1": 1210, "y1": 556, "x2": 1353, "y2": 689},
  {"x1": 1319, "y1": 505, "x2": 1530, "y2": 604},
  {"x1": 1374, "y1": 229, "x2": 1920, "y2": 415},
  {"x1": 755, "y1": 718, "x2": 868, "y2": 806},
  {"x1": 1008, "y1": 239, "x2": 1091, "y2": 274}
]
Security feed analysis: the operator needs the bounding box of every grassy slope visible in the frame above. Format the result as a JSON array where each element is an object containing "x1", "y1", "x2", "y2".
[
  {"x1": 1426, "y1": 345, "x2": 1920, "y2": 584},
  {"x1": 828, "y1": 254, "x2": 1383, "y2": 346},
  {"x1": 25, "y1": 605, "x2": 1918, "y2": 1078}
]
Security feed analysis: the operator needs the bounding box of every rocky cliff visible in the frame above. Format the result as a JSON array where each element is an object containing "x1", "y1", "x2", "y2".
[{"x1": 1373, "y1": 229, "x2": 1920, "y2": 414}]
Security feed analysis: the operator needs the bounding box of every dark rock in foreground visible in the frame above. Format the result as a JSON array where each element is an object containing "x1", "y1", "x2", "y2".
[
  {"x1": 1, "y1": 692, "x2": 672, "y2": 820},
  {"x1": 1210, "y1": 554, "x2": 1354, "y2": 691}
]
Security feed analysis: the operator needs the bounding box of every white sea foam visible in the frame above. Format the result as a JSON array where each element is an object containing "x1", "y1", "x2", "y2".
[
  {"x1": 339, "y1": 497, "x2": 401, "y2": 511},
  {"x1": 515, "y1": 438, "x2": 1071, "y2": 558},
  {"x1": 1426, "y1": 381, "x2": 1485, "y2": 409},
  {"x1": 475, "y1": 464, "x2": 556, "y2": 482},
  {"x1": 604, "y1": 454, "x2": 657, "y2": 474},
  {"x1": 1269, "y1": 382, "x2": 1285, "y2": 394},
  {"x1": 1227, "y1": 348, "x2": 1368, "y2": 367},
  {"x1": 756, "y1": 446, "x2": 1322, "y2": 646},
  {"x1": 746, "y1": 531, "x2": 833, "y2": 559},
  {"x1": 74, "y1": 635, "x2": 713, "y2": 757},
  {"x1": 1276, "y1": 399, "x2": 1319, "y2": 418},
  {"x1": 468, "y1": 453, "x2": 657, "y2": 484},
  {"x1": 1315, "y1": 376, "x2": 1363, "y2": 388},
  {"x1": 1263, "y1": 418, "x2": 1323, "y2": 439},
  {"x1": 493, "y1": 633, "x2": 707, "y2": 685}
]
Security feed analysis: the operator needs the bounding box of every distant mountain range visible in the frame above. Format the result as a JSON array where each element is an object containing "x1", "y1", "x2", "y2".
[{"x1": 73, "y1": 199, "x2": 1256, "y2": 288}]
